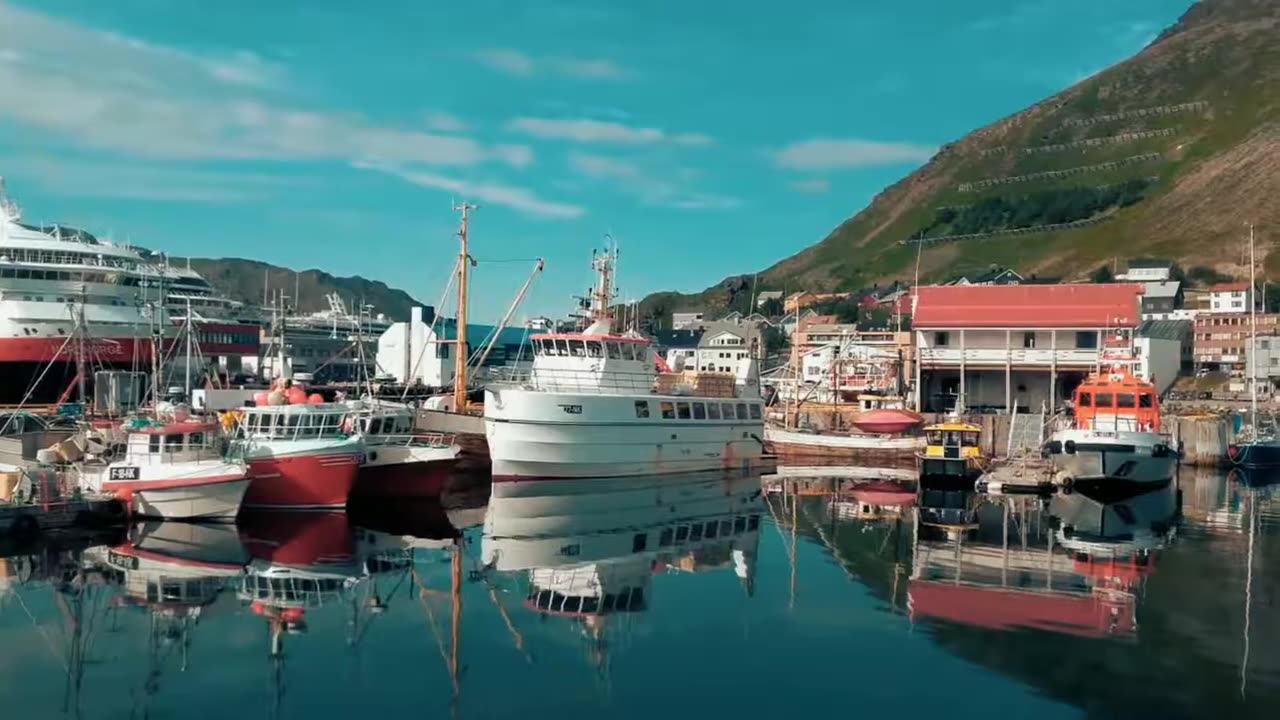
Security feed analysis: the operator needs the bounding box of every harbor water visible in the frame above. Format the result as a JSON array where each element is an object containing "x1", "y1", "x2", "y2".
[{"x1": 0, "y1": 466, "x2": 1275, "y2": 719}]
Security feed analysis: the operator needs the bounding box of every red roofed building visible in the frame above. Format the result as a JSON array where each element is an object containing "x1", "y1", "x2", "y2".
[{"x1": 912, "y1": 284, "x2": 1144, "y2": 412}]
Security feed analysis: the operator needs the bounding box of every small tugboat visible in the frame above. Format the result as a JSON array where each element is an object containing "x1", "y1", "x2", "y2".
[
  {"x1": 1044, "y1": 362, "x2": 1176, "y2": 487},
  {"x1": 916, "y1": 420, "x2": 986, "y2": 482},
  {"x1": 349, "y1": 399, "x2": 461, "y2": 499}
]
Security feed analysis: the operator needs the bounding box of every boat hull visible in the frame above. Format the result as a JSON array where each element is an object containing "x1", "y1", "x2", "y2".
[
  {"x1": 1227, "y1": 435, "x2": 1280, "y2": 469},
  {"x1": 1046, "y1": 429, "x2": 1177, "y2": 485},
  {"x1": 353, "y1": 455, "x2": 460, "y2": 499},
  {"x1": 765, "y1": 425, "x2": 921, "y2": 464},
  {"x1": 243, "y1": 451, "x2": 361, "y2": 510},
  {"x1": 485, "y1": 388, "x2": 765, "y2": 481},
  {"x1": 128, "y1": 478, "x2": 250, "y2": 521},
  {"x1": 849, "y1": 409, "x2": 924, "y2": 435},
  {"x1": 917, "y1": 455, "x2": 984, "y2": 481}
]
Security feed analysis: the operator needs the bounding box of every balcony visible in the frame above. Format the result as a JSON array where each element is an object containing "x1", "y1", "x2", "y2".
[{"x1": 918, "y1": 347, "x2": 1102, "y2": 367}]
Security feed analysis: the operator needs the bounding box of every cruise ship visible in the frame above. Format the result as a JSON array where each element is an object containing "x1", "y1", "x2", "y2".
[{"x1": 0, "y1": 178, "x2": 258, "y2": 402}]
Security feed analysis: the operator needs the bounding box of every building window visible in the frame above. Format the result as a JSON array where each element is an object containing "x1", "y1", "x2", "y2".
[
  {"x1": 934, "y1": 331, "x2": 949, "y2": 347},
  {"x1": 1076, "y1": 331, "x2": 1098, "y2": 349},
  {"x1": 634, "y1": 401, "x2": 650, "y2": 418},
  {"x1": 1023, "y1": 332, "x2": 1036, "y2": 349}
]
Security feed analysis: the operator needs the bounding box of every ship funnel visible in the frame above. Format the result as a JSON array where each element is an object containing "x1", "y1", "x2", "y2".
[{"x1": 735, "y1": 357, "x2": 761, "y2": 398}]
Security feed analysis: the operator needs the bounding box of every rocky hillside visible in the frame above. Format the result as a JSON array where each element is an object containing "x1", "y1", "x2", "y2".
[
  {"x1": 647, "y1": 0, "x2": 1280, "y2": 317},
  {"x1": 181, "y1": 257, "x2": 425, "y2": 319}
]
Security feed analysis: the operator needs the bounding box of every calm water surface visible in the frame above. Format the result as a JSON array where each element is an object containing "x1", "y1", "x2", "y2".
[{"x1": 0, "y1": 467, "x2": 1276, "y2": 719}]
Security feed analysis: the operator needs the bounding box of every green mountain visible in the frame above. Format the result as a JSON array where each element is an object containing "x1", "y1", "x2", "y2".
[
  {"x1": 644, "y1": 0, "x2": 1280, "y2": 319},
  {"x1": 182, "y1": 257, "x2": 426, "y2": 320}
]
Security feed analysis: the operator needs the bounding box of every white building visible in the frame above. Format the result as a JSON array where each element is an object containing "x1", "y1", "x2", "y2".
[
  {"x1": 1116, "y1": 260, "x2": 1173, "y2": 283},
  {"x1": 672, "y1": 312, "x2": 706, "y2": 330},
  {"x1": 376, "y1": 307, "x2": 532, "y2": 387},
  {"x1": 1207, "y1": 282, "x2": 1251, "y2": 314},
  {"x1": 913, "y1": 284, "x2": 1145, "y2": 413},
  {"x1": 695, "y1": 324, "x2": 757, "y2": 373}
]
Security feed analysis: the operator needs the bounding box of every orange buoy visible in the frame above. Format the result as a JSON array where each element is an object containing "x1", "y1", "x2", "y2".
[{"x1": 307, "y1": 393, "x2": 324, "y2": 404}]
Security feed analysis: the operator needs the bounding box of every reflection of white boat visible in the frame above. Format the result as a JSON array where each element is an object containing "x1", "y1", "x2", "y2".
[
  {"x1": 1049, "y1": 483, "x2": 1179, "y2": 555},
  {"x1": 482, "y1": 473, "x2": 763, "y2": 616},
  {"x1": 98, "y1": 521, "x2": 246, "y2": 611}
]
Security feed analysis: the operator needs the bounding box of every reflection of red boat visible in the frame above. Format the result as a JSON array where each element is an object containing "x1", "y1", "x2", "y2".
[
  {"x1": 849, "y1": 408, "x2": 923, "y2": 435},
  {"x1": 908, "y1": 580, "x2": 1136, "y2": 638},
  {"x1": 238, "y1": 512, "x2": 355, "y2": 567},
  {"x1": 845, "y1": 480, "x2": 917, "y2": 508}
]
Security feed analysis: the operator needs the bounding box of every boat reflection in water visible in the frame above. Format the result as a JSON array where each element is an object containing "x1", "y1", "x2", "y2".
[
  {"x1": 909, "y1": 480, "x2": 1179, "y2": 639},
  {"x1": 481, "y1": 471, "x2": 763, "y2": 660}
]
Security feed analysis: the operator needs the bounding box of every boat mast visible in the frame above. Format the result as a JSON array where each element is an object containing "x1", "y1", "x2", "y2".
[
  {"x1": 1249, "y1": 223, "x2": 1257, "y2": 428},
  {"x1": 453, "y1": 202, "x2": 476, "y2": 413},
  {"x1": 184, "y1": 299, "x2": 193, "y2": 400},
  {"x1": 590, "y1": 243, "x2": 617, "y2": 327},
  {"x1": 74, "y1": 291, "x2": 88, "y2": 406}
]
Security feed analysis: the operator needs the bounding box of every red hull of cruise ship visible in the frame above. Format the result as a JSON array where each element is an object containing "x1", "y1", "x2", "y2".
[
  {"x1": 243, "y1": 452, "x2": 361, "y2": 510},
  {"x1": 0, "y1": 336, "x2": 151, "y2": 363},
  {"x1": 351, "y1": 459, "x2": 459, "y2": 500}
]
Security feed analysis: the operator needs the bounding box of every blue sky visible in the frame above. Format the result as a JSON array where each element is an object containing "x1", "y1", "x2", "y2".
[{"x1": 0, "y1": 0, "x2": 1193, "y2": 320}]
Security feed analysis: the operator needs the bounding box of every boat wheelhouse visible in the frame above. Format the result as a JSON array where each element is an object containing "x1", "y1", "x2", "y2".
[
  {"x1": 232, "y1": 403, "x2": 362, "y2": 509},
  {"x1": 917, "y1": 421, "x2": 986, "y2": 481},
  {"x1": 81, "y1": 419, "x2": 249, "y2": 521},
  {"x1": 485, "y1": 246, "x2": 765, "y2": 480},
  {"x1": 1045, "y1": 363, "x2": 1177, "y2": 487}
]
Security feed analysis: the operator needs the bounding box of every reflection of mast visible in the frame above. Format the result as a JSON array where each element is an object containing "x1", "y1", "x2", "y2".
[{"x1": 1241, "y1": 485, "x2": 1258, "y2": 700}]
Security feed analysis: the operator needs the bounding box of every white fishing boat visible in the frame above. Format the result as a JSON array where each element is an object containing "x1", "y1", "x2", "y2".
[
  {"x1": 348, "y1": 398, "x2": 460, "y2": 499},
  {"x1": 485, "y1": 245, "x2": 765, "y2": 480}
]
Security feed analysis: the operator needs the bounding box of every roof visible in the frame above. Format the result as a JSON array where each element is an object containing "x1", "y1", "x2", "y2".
[
  {"x1": 1209, "y1": 282, "x2": 1249, "y2": 293},
  {"x1": 649, "y1": 329, "x2": 703, "y2": 348},
  {"x1": 435, "y1": 321, "x2": 531, "y2": 348},
  {"x1": 913, "y1": 283, "x2": 1142, "y2": 329},
  {"x1": 1137, "y1": 319, "x2": 1192, "y2": 341},
  {"x1": 756, "y1": 290, "x2": 783, "y2": 300},
  {"x1": 1142, "y1": 280, "x2": 1182, "y2": 299}
]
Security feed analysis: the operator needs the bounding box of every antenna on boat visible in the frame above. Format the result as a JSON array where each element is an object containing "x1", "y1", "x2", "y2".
[{"x1": 1249, "y1": 222, "x2": 1258, "y2": 430}]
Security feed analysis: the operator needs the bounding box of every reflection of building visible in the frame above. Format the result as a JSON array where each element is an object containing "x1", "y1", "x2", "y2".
[{"x1": 909, "y1": 484, "x2": 1177, "y2": 639}]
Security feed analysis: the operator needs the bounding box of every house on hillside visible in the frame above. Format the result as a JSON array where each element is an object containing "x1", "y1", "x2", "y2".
[
  {"x1": 756, "y1": 290, "x2": 783, "y2": 308},
  {"x1": 912, "y1": 284, "x2": 1146, "y2": 413},
  {"x1": 693, "y1": 321, "x2": 761, "y2": 373},
  {"x1": 1207, "y1": 282, "x2": 1252, "y2": 314},
  {"x1": 1136, "y1": 319, "x2": 1193, "y2": 388},
  {"x1": 652, "y1": 329, "x2": 704, "y2": 370},
  {"x1": 672, "y1": 311, "x2": 706, "y2": 330},
  {"x1": 784, "y1": 291, "x2": 853, "y2": 314},
  {"x1": 1140, "y1": 280, "x2": 1183, "y2": 316},
  {"x1": 1117, "y1": 258, "x2": 1173, "y2": 283},
  {"x1": 944, "y1": 267, "x2": 1024, "y2": 286}
]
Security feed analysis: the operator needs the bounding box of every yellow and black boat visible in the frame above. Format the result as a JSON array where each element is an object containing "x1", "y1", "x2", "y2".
[{"x1": 916, "y1": 421, "x2": 986, "y2": 481}]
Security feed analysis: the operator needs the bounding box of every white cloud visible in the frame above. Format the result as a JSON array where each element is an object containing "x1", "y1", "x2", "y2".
[
  {"x1": 472, "y1": 48, "x2": 535, "y2": 76},
  {"x1": 788, "y1": 178, "x2": 831, "y2": 194},
  {"x1": 424, "y1": 111, "x2": 469, "y2": 133},
  {"x1": 473, "y1": 47, "x2": 628, "y2": 80},
  {"x1": 772, "y1": 138, "x2": 935, "y2": 171},
  {"x1": 508, "y1": 117, "x2": 713, "y2": 147},
  {"x1": 6, "y1": 154, "x2": 293, "y2": 203},
  {"x1": 567, "y1": 152, "x2": 739, "y2": 211},
  {"x1": 0, "y1": 5, "x2": 531, "y2": 169},
  {"x1": 354, "y1": 161, "x2": 585, "y2": 220}
]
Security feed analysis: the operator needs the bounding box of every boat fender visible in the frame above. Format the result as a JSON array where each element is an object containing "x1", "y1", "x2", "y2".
[
  {"x1": 1063, "y1": 440, "x2": 1077, "y2": 455},
  {"x1": 1045, "y1": 440, "x2": 1063, "y2": 455},
  {"x1": 1152, "y1": 443, "x2": 1169, "y2": 458}
]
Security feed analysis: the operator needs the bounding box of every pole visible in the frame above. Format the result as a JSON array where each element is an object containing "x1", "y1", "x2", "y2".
[
  {"x1": 75, "y1": 296, "x2": 87, "y2": 406},
  {"x1": 453, "y1": 202, "x2": 476, "y2": 412},
  {"x1": 184, "y1": 300, "x2": 193, "y2": 399},
  {"x1": 1250, "y1": 223, "x2": 1257, "y2": 427}
]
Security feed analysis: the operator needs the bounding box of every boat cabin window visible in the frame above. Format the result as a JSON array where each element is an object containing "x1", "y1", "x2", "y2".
[
  {"x1": 1117, "y1": 393, "x2": 1136, "y2": 409},
  {"x1": 736, "y1": 403, "x2": 749, "y2": 420},
  {"x1": 659, "y1": 527, "x2": 673, "y2": 547},
  {"x1": 690, "y1": 523, "x2": 704, "y2": 542},
  {"x1": 1078, "y1": 392, "x2": 1092, "y2": 408},
  {"x1": 1139, "y1": 393, "x2": 1154, "y2": 408},
  {"x1": 189, "y1": 432, "x2": 205, "y2": 447},
  {"x1": 606, "y1": 342, "x2": 621, "y2": 360},
  {"x1": 586, "y1": 341, "x2": 603, "y2": 358},
  {"x1": 1095, "y1": 393, "x2": 1114, "y2": 408},
  {"x1": 692, "y1": 402, "x2": 707, "y2": 419},
  {"x1": 164, "y1": 434, "x2": 183, "y2": 452},
  {"x1": 722, "y1": 402, "x2": 736, "y2": 420},
  {"x1": 705, "y1": 520, "x2": 719, "y2": 538},
  {"x1": 962, "y1": 431, "x2": 978, "y2": 446},
  {"x1": 749, "y1": 404, "x2": 762, "y2": 420},
  {"x1": 635, "y1": 400, "x2": 650, "y2": 418},
  {"x1": 149, "y1": 435, "x2": 161, "y2": 453},
  {"x1": 677, "y1": 402, "x2": 691, "y2": 420},
  {"x1": 620, "y1": 342, "x2": 635, "y2": 361},
  {"x1": 660, "y1": 401, "x2": 675, "y2": 419},
  {"x1": 708, "y1": 403, "x2": 721, "y2": 420},
  {"x1": 569, "y1": 340, "x2": 587, "y2": 357},
  {"x1": 370, "y1": 418, "x2": 383, "y2": 435}
]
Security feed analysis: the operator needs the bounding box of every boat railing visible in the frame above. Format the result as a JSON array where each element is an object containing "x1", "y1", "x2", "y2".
[
  {"x1": 490, "y1": 366, "x2": 660, "y2": 395},
  {"x1": 364, "y1": 432, "x2": 456, "y2": 449},
  {"x1": 490, "y1": 365, "x2": 747, "y2": 398}
]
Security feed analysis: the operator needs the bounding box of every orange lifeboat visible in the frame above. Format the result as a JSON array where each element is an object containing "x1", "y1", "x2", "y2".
[
  {"x1": 1071, "y1": 365, "x2": 1160, "y2": 433},
  {"x1": 850, "y1": 408, "x2": 924, "y2": 435}
]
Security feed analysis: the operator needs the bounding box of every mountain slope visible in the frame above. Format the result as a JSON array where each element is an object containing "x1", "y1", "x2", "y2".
[
  {"x1": 648, "y1": 0, "x2": 1280, "y2": 316},
  {"x1": 182, "y1": 257, "x2": 426, "y2": 319}
]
